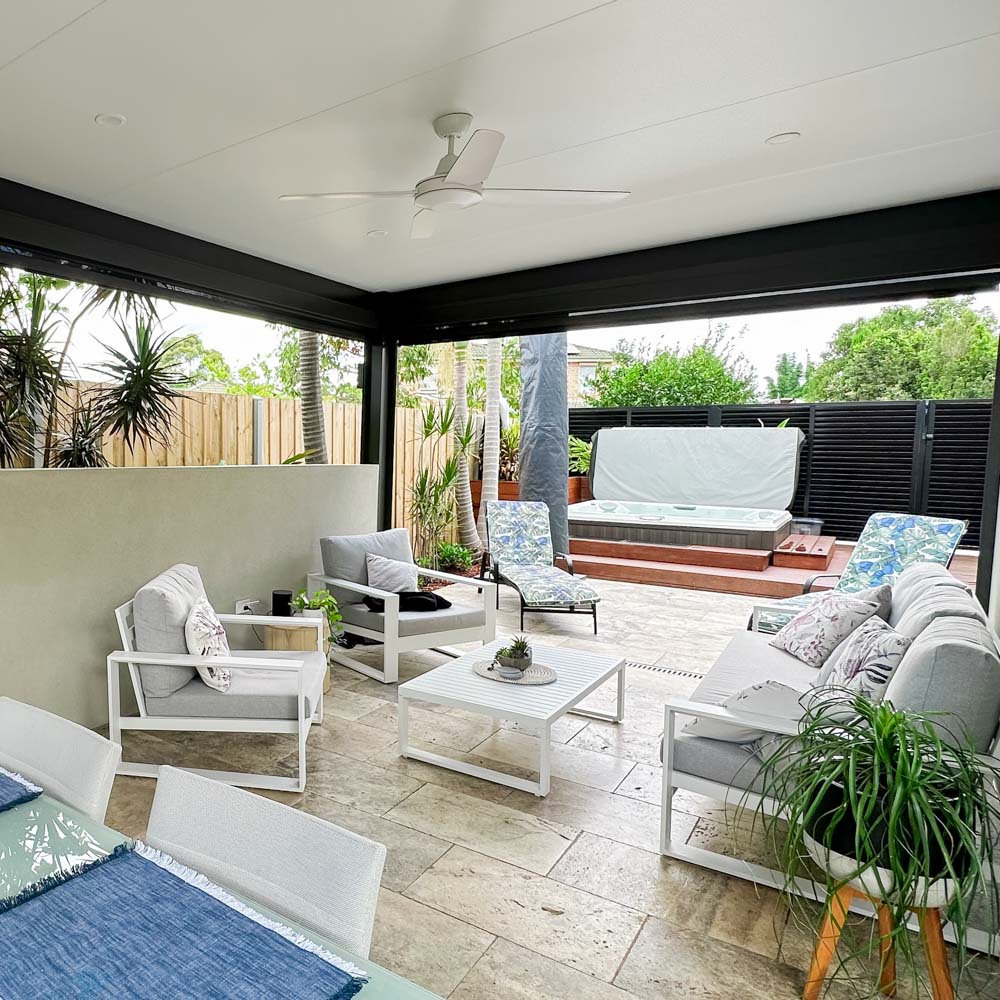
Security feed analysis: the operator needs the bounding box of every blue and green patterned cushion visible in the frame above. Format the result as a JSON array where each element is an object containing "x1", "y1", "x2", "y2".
[
  {"x1": 500, "y1": 564, "x2": 600, "y2": 607},
  {"x1": 486, "y1": 500, "x2": 555, "y2": 570},
  {"x1": 837, "y1": 513, "x2": 965, "y2": 592},
  {"x1": 756, "y1": 513, "x2": 966, "y2": 634}
]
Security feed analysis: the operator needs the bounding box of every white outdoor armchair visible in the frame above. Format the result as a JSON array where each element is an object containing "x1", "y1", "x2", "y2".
[
  {"x1": 147, "y1": 766, "x2": 386, "y2": 957},
  {"x1": 108, "y1": 564, "x2": 325, "y2": 792},
  {"x1": 312, "y1": 528, "x2": 496, "y2": 684},
  {"x1": 0, "y1": 697, "x2": 121, "y2": 822}
]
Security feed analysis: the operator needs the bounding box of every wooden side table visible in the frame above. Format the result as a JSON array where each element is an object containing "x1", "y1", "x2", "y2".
[{"x1": 263, "y1": 617, "x2": 331, "y2": 694}]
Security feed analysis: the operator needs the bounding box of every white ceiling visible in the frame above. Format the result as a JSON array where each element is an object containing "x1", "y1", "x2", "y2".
[{"x1": 2, "y1": 0, "x2": 998, "y2": 293}]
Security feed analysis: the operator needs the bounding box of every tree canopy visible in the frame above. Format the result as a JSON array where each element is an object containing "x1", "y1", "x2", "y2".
[
  {"x1": 766, "y1": 352, "x2": 809, "y2": 399},
  {"x1": 584, "y1": 328, "x2": 757, "y2": 407},
  {"x1": 803, "y1": 298, "x2": 998, "y2": 402}
]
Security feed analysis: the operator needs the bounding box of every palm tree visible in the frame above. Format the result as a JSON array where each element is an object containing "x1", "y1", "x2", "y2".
[
  {"x1": 298, "y1": 330, "x2": 328, "y2": 464},
  {"x1": 453, "y1": 341, "x2": 481, "y2": 550},
  {"x1": 476, "y1": 338, "x2": 502, "y2": 538}
]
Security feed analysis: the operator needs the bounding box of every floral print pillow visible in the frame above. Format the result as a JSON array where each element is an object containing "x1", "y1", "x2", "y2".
[
  {"x1": 184, "y1": 599, "x2": 232, "y2": 692},
  {"x1": 769, "y1": 590, "x2": 883, "y2": 667},
  {"x1": 820, "y1": 617, "x2": 911, "y2": 701}
]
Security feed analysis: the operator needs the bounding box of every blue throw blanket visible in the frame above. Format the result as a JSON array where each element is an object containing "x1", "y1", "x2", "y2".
[
  {"x1": 0, "y1": 767, "x2": 41, "y2": 814},
  {"x1": 0, "y1": 843, "x2": 367, "y2": 999}
]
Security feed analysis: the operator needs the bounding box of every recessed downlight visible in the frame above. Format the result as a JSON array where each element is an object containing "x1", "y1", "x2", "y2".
[
  {"x1": 94, "y1": 112, "x2": 127, "y2": 128},
  {"x1": 765, "y1": 131, "x2": 800, "y2": 146},
  {"x1": 366, "y1": 229, "x2": 389, "y2": 239}
]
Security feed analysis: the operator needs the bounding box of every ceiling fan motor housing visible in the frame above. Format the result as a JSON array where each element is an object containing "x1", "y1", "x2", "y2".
[{"x1": 414, "y1": 176, "x2": 483, "y2": 211}]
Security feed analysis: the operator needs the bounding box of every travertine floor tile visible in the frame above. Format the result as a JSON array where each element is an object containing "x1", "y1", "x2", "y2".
[
  {"x1": 406, "y1": 846, "x2": 645, "y2": 981},
  {"x1": 104, "y1": 775, "x2": 155, "y2": 840},
  {"x1": 471, "y1": 729, "x2": 636, "y2": 792},
  {"x1": 323, "y1": 686, "x2": 393, "y2": 721},
  {"x1": 275, "y1": 746, "x2": 421, "y2": 815},
  {"x1": 296, "y1": 792, "x2": 449, "y2": 892},
  {"x1": 370, "y1": 888, "x2": 493, "y2": 997},
  {"x1": 569, "y1": 721, "x2": 663, "y2": 765},
  {"x1": 614, "y1": 762, "x2": 662, "y2": 806},
  {"x1": 451, "y1": 937, "x2": 641, "y2": 1000},
  {"x1": 550, "y1": 833, "x2": 786, "y2": 960},
  {"x1": 307, "y1": 717, "x2": 399, "y2": 761},
  {"x1": 358, "y1": 701, "x2": 498, "y2": 752},
  {"x1": 504, "y1": 776, "x2": 691, "y2": 853},
  {"x1": 614, "y1": 915, "x2": 806, "y2": 999},
  {"x1": 367, "y1": 740, "x2": 516, "y2": 803},
  {"x1": 384, "y1": 783, "x2": 576, "y2": 875}
]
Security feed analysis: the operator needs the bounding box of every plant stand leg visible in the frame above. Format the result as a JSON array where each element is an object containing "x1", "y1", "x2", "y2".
[
  {"x1": 877, "y1": 903, "x2": 897, "y2": 996},
  {"x1": 919, "y1": 908, "x2": 954, "y2": 1000},
  {"x1": 803, "y1": 885, "x2": 853, "y2": 1000}
]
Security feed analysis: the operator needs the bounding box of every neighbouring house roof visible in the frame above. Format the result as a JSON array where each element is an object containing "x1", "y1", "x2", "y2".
[{"x1": 467, "y1": 341, "x2": 616, "y2": 363}]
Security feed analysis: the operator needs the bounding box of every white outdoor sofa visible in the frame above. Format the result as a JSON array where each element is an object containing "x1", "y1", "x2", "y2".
[
  {"x1": 309, "y1": 528, "x2": 497, "y2": 685},
  {"x1": 660, "y1": 562, "x2": 1000, "y2": 952},
  {"x1": 108, "y1": 564, "x2": 325, "y2": 792}
]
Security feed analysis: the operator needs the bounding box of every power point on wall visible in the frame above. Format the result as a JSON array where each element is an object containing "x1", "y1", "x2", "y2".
[{"x1": 234, "y1": 599, "x2": 260, "y2": 615}]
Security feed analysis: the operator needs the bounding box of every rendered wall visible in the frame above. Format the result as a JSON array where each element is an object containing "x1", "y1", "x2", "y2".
[{"x1": 0, "y1": 465, "x2": 377, "y2": 728}]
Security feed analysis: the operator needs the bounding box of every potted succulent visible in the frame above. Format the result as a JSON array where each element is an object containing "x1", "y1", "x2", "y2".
[
  {"x1": 292, "y1": 589, "x2": 343, "y2": 634},
  {"x1": 748, "y1": 689, "x2": 1000, "y2": 997},
  {"x1": 495, "y1": 635, "x2": 533, "y2": 678}
]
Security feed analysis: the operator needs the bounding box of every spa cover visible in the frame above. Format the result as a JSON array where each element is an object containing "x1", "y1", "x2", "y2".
[{"x1": 590, "y1": 426, "x2": 804, "y2": 510}]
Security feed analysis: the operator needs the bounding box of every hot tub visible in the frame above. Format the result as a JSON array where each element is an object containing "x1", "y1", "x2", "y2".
[{"x1": 568, "y1": 499, "x2": 793, "y2": 550}]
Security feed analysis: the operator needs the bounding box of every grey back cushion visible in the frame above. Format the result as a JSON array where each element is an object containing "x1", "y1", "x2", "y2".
[
  {"x1": 133, "y1": 564, "x2": 207, "y2": 698},
  {"x1": 884, "y1": 617, "x2": 1000, "y2": 752},
  {"x1": 320, "y1": 528, "x2": 414, "y2": 608},
  {"x1": 889, "y1": 563, "x2": 970, "y2": 627},
  {"x1": 892, "y1": 588, "x2": 987, "y2": 642}
]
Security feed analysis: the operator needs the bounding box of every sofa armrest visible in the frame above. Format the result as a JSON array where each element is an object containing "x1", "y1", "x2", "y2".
[
  {"x1": 216, "y1": 613, "x2": 321, "y2": 629},
  {"x1": 107, "y1": 650, "x2": 305, "y2": 672},
  {"x1": 417, "y1": 567, "x2": 497, "y2": 593},
  {"x1": 663, "y1": 698, "x2": 802, "y2": 738},
  {"x1": 308, "y1": 573, "x2": 399, "y2": 603}
]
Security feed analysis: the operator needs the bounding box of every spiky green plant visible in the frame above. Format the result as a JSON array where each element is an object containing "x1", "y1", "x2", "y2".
[
  {"x1": 0, "y1": 397, "x2": 33, "y2": 467},
  {"x1": 50, "y1": 403, "x2": 110, "y2": 468},
  {"x1": 500, "y1": 420, "x2": 519, "y2": 481},
  {"x1": 743, "y1": 689, "x2": 1000, "y2": 997},
  {"x1": 568, "y1": 435, "x2": 592, "y2": 475},
  {"x1": 92, "y1": 320, "x2": 188, "y2": 451}
]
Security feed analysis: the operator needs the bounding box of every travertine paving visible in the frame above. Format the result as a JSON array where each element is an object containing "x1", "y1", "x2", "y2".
[{"x1": 104, "y1": 579, "x2": 994, "y2": 999}]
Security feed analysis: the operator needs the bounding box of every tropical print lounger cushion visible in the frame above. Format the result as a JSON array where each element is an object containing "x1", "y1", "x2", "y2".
[{"x1": 500, "y1": 564, "x2": 600, "y2": 607}]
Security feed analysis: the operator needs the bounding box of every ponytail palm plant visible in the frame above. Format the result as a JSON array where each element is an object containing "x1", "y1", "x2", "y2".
[{"x1": 748, "y1": 690, "x2": 1000, "y2": 997}]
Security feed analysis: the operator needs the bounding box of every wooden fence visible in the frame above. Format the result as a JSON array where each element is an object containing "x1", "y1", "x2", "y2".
[{"x1": 47, "y1": 383, "x2": 455, "y2": 540}]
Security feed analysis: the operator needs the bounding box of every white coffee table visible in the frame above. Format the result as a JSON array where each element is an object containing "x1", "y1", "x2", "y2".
[{"x1": 397, "y1": 638, "x2": 625, "y2": 796}]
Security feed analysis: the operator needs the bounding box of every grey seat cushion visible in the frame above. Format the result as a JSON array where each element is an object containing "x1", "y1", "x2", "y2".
[
  {"x1": 672, "y1": 733, "x2": 767, "y2": 793},
  {"x1": 144, "y1": 650, "x2": 326, "y2": 720},
  {"x1": 884, "y1": 617, "x2": 1000, "y2": 752},
  {"x1": 670, "y1": 633, "x2": 814, "y2": 790},
  {"x1": 340, "y1": 602, "x2": 486, "y2": 638},
  {"x1": 688, "y1": 632, "x2": 817, "y2": 707},
  {"x1": 320, "y1": 528, "x2": 414, "y2": 607},
  {"x1": 888, "y1": 563, "x2": 971, "y2": 628},
  {"x1": 133, "y1": 564, "x2": 206, "y2": 697}
]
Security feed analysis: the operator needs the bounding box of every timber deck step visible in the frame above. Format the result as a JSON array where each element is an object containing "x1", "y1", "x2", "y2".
[
  {"x1": 570, "y1": 552, "x2": 820, "y2": 599},
  {"x1": 772, "y1": 534, "x2": 837, "y2": 571},
  {"x1": 569, "y1": 537, "x2": 770, "y2": 571}
]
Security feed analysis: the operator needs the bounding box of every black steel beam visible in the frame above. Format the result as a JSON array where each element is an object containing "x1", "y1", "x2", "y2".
[
  {"x1": 360, "y1": 340, "x2": 398, "y2": 530},
  {"x1": 0, "y1": 178, "x2": 378, "y2": 338},
  {"x1": 386, "y1": 190, "x2": 1000, "y2": 342}
]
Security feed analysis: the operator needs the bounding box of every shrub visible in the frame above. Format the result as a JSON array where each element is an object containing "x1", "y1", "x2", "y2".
[{"x1": 437, "y1": 542, "x2": 475, "y2": 571}]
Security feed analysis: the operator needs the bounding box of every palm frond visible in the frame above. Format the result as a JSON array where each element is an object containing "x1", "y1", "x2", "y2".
[
  {"x1": 51, "y1": 404, "x2": 110, "y2": 468},
  {"x1": 91, "y1": 320, "x2": 187, "y2": 451}
]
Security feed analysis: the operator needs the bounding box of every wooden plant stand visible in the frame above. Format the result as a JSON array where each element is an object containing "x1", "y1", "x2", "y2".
[
  {"x1": 804, "y1": 884, "x2": 953, "y2": 1000},
  {"x1": 264, "y1": 618, "x2": 331, "y2": 694},
  {"x1": 773, "y1": 534, "x2": 837, "y2": 571}
]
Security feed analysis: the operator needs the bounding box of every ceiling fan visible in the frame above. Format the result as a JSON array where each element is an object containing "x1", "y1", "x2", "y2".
[{"x1": 278, "y1": 112, "x2": 629, "y2": 239}]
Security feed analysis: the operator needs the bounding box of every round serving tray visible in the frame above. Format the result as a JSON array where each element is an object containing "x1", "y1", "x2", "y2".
[{"x1": 473, "y1": 661, "x2": 557, "y2": 685}]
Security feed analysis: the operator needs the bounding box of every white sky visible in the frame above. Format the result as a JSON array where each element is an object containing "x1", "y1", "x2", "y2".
[{"x1": 64, "y1": 286, "x2": 1000, "y2": 393}]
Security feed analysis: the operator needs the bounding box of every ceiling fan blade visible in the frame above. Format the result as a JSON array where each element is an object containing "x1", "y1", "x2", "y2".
[
  {"x1": 445, "y1": 129, "x2": 505, "y2": 186},
  {"x1": 483, "y1": 188, "x2": 629, "y2": 205},
  {"x1": 411, "y1": 210, "x2": 434, "y2": 239},
  {"x1": 278, "y1": 191, "x2": 412, "y2": 202}
]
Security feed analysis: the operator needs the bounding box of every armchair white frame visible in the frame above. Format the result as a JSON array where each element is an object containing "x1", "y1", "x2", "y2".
[
  {"x1": 309, "y1": 568, "x2": 497, "y2": 685},
  {"x1": 660, "y1": 699, "x2": 998, "y2": 955},
  {"x1": 108, "y1": 602, "x2": 325, "y2": 793}
]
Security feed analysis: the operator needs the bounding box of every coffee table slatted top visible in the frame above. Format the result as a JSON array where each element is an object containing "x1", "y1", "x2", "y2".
[{"x1": 398, "y1": 639, "x2": 624, "y2": 724}]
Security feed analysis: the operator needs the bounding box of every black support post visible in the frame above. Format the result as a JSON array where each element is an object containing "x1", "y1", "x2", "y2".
[
  {"x1": 976, "y1": 355, "x2": 1000, "y2": 608},
  {"x1": 360, "y1": 341, "x2": 397, "y2": 531}
]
